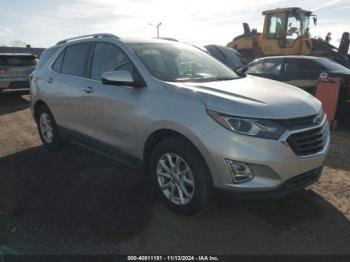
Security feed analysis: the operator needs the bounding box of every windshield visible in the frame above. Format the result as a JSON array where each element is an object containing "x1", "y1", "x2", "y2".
[
  {"x1": 319, "y1": 58, "x2": 350, "y2": 73},
  {"x1": 129, "y1": 42, "x2": 238, "y2": 82},
  {"x1": 0, "y1": 55, "x2": 37, "y2": 67}
]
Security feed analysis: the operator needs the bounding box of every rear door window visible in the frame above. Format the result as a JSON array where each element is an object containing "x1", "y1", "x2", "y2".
[
  {"x1": 298, "y1": 59, "x2": 326, "y2": 80},
  {"x1": 61, "y1": 43, "x2": 91, "y2": 77},
  {"x1": 285, "y1": 58, "x2": 328, "y2": 81},
  {"x1": 299, "y1": 59, "x2": 326, "y2": 71},
  {"x1": 284, "y1": 59, "x2": 302, "y2": 80}
]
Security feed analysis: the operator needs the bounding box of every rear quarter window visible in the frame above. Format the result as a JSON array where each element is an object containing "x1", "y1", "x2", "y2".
[
  {"x1": 319, "y1": 58, "x2": 350, "y2": 73},
  {"x1": 36, "y1": 46, "x2": 59, "y2": 69},
  {"x1": 52, "y1": 50, "x2": 65, "y2": 73}
]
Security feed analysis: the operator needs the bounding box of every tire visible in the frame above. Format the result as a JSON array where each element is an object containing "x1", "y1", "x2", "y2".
[
  {"x1": 149, "y1": 137, "x2": 213, "y2": 216},
  {"x1": 36, "y1": 104, "x2": 64, "y2": 151}
]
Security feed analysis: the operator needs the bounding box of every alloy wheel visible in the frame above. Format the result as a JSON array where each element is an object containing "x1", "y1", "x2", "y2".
[
  {"x1": 156, "y1": 153, "x2": 195, "y2": 205},
  {"x1": 39, "y1": 112, "x2": 54, "y2": 143}
]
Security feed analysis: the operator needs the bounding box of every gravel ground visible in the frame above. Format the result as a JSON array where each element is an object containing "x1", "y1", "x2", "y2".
[{"x1": 0, "y1": 93, "x2": 349, "y2": 255}]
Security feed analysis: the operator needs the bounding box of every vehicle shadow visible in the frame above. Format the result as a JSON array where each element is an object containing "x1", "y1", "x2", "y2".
[
  {"x1": 123, "y1": 188, "x2": 350, "y2": 254},
  {"x1": 0, "y1": 143, "x2": 349, "y2": 254},
  {"x1": 0, "y1": 144, "x2": 154, "y2": 254},
  {"x1": 208, "y1": 190, "x2": 350, "y2": 253},
  {"x1": 213, "y1": 190, "x2": 331, "y2": 230},
  {"x1": 0, "y1": 93, "x2": 30, "y2": 116}
]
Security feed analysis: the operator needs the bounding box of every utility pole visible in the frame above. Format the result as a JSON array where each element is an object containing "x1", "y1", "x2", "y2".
[{"x1": 148, "y1": 22, "x2": 162, "y2": 38}]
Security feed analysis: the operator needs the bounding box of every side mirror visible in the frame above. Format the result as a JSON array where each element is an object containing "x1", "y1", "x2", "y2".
[
  {"x1": 313, "y1": 16, "x2": 317, "y2": 26},
  {"x1": 319, "y1": 72, "x2": 328, "y2": 79},
  {"x1": 101, "y1": 71, "x2": 134, "y2": 86}
]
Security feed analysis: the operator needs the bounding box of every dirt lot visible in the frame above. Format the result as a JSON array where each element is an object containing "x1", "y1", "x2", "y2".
[{"x1": 0, "y1": 93, "x2": 350, "y2": 255}]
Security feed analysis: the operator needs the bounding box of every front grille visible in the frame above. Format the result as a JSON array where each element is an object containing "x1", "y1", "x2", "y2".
[
  {"x1": 278, "y1": 115, "x2": 317, "y2": 130},
  {"x1": 277, "y1": 111, "x2": 325, "y2": 130},
  {"x1": 9, "y1": 81, "x2": 29, "y2": 89},
  {"x1": 286, "y1": 167, "x2": 322, "y2": 189},
  {"x1": 287, "y1": 121, "x2": 329, "y2": 156}
]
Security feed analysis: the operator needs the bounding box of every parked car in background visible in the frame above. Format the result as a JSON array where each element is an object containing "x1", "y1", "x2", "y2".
[
  {"x1": 0, "y1": 53, "x2": 37, "y2": 94},
  {"x1": 204, "y1": 45, "x2": 245, "y2": 70},
  {"x1": 239, "y1": 56, "x2": 350, "y2": 118},
  {"x1": 31, "y1": 34, "x2": 329, "y2": 215},
  {"x1": 239, "y1": 56, "x2": 350, "y2": 93}
]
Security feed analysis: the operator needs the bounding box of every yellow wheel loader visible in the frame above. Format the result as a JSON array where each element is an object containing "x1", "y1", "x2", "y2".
[{"x1": 227, "y1": 7, "x2": 350, "y2": 67}]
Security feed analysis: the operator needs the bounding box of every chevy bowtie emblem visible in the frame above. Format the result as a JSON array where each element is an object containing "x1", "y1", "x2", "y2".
[{"x1": 313, "y1": 115, "x2": 321, "y2": 125}]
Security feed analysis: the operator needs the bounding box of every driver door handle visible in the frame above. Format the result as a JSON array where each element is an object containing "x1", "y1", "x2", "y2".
[{"x1": 81, "y1": 86, "x2": 94, "y2": 94}]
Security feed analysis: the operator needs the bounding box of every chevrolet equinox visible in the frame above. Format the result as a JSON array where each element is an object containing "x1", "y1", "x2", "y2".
[{"x1": 30, "y1": 34, "x2": 330, "y2": 215}]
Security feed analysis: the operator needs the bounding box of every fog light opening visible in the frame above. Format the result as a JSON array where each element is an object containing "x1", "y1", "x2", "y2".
[{"x1": 225, "y1": 159, "x2": 254, "y2": 183}]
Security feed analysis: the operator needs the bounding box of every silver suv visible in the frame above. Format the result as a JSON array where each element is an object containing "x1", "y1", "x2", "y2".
[{"x1": 30, "y1": 34, "x2": 330, "y2": 215}]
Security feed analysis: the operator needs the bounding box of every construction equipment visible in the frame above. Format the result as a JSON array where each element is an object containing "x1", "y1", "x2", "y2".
[{"x1": 227, "y1": 7, "x2": 350, "y2": 66}]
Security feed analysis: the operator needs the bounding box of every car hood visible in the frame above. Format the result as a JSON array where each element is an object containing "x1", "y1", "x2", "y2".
[{"x1": 164, "y1": 75, "x2": 321, "y2": 119}]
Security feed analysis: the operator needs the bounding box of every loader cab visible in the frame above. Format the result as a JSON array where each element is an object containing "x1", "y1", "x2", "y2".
[{"x1": 262, "y1": 8, "x2": 313, "y2": 56}]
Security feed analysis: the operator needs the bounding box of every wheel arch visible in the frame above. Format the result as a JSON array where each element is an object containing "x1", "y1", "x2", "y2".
[
  {"x1": 142, "y1": 128, "x2": 214, "y2": 184},
  {"x1": 33, "y1": 99, "x2": 48, "y2": 121}
]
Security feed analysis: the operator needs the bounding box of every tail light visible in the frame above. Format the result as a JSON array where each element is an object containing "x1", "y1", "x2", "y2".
[{"x1": 0, "y1": 67, "x2": 9, "y2": 74}]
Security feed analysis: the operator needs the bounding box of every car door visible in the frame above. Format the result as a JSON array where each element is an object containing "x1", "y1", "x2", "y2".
[
  {"x1": 47, "y1": 42, "x2": 94, "y2": 135},
  {"x1": 281, "y1": 58, "x2": 301, "y2": 85},
  {"x1": 283, "y1": 58, "x2": 323, "y2": 93},
  {"x1": 245, "y1": 58, "x2": 283, "y2": 81},
  {"x1": 82, "y1": 41, "x2": 144, "y2": 156}
]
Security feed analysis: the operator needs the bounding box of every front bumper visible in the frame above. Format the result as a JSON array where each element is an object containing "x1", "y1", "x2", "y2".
[
  {"x1": 199, "y1": 123, "x2": 330, "y2": 193},
  {"x1": 215, "y1": 167, "x2": 323, "y2": 199}
]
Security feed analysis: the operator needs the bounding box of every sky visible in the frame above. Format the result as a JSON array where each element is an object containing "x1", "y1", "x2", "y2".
[{"x1": 0, "y1": 0, "x2": 349, "y2": 48}]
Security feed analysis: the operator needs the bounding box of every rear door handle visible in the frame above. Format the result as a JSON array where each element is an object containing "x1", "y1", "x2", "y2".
[
  {"x1": 46, "y1": 77, "x2": 53, "y2": 84},
  {"x1": 81, "y1": 86, "x2": 94, "y2": 94}
]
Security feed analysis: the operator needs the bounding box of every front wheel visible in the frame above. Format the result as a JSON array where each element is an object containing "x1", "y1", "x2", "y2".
[{"x1": 149, "y1": 138, "x2": 213, "y2": 215}]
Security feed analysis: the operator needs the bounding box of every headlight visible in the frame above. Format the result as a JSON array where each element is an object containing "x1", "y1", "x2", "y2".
[{"x1": 207, "y1": 110, "x2": 285, "y2": 139}]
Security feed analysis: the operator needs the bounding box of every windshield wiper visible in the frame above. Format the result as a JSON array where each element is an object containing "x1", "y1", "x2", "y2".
[
  {"x1": 172, "y1": 76, "x2": 237, "y2": 83},
  {"x1": 208, "y1": 76, "x2": 237, "y2": 81},
  {"x1": 173, "y1": 78, "x2": 210, "y2": 83}
]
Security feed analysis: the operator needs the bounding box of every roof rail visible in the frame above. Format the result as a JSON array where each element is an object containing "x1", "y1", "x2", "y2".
[{"x1": 56, "y1": 33, "x2": 119, "y2": 45}]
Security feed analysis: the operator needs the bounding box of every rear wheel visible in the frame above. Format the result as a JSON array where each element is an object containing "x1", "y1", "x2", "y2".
[
  {"x1": 149, "y1": 137, "x2": 213, "y2": 215},
  {"x1": 36, "y1": 105, "x2": 64, "y2": 150}
]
